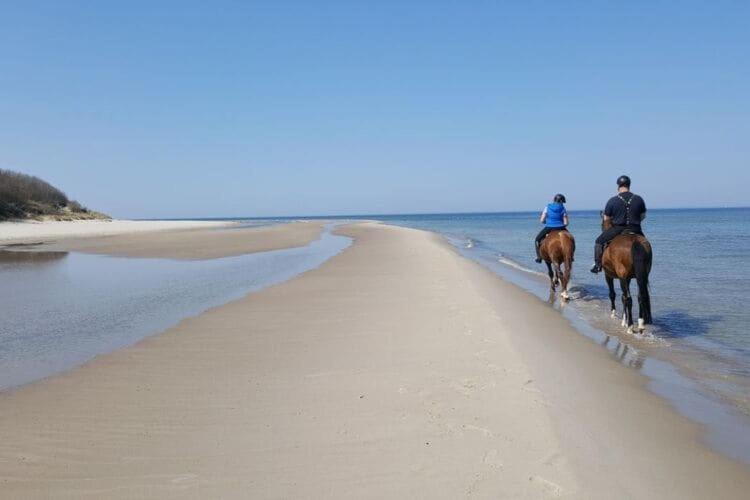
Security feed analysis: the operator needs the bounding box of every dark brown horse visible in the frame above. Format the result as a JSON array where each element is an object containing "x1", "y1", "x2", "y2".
[
  {"x1": 600, "y1": 215, "x2": 653, "y2": 333},
  {"x1": 539, "y1": 230, "x2": 575, "y2": 301}
]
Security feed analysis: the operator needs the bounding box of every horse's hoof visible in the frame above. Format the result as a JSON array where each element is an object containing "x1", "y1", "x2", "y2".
[
  {"x1": 626, "y1": 326, "x2": 634, "y2": 334},
  {"x1": 621, "y1": 317, "x2": 627, "y2": 328},
  {"x1": 610, "y1": 310, "x2": 617, "y2": 319},
  {"x1": 637, "y1": 319, "x2": 645, "y2": 333}
]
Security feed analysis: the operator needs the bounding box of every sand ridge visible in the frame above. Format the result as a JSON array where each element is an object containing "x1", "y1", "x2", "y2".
[
  {"x1": 0, "y1": 222, "x2": 576, "y2": 498},
  {"x1": 4, "y1": 220, "x2": 326, "y2": 260},
  {"x1": 0, "y1": 219, "x2": 234, "y2": 244}
]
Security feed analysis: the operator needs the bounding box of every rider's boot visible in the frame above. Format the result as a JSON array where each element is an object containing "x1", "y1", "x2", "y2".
[
  {"x1": 590, "y1": 243, "x2": 603, "y2": 273},
  {"x1": 534, "y1": 241, "x2": 543, "y2": 263}
]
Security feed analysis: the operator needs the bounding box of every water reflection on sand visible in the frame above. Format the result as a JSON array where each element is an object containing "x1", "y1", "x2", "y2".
[
  {"x1": 601, "y1": 335, "x2": 646, "y2": 370},
  {"x1": 0, "y1": 227, "x2": 351, "y2": 391},
  {"x1": 0, "y1": 249, "x2": 68, "y2": 265}
]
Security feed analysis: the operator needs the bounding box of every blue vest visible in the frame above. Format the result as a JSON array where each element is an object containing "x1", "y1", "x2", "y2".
[{"x1": 545, "y1": 203, "x2": 567, "y2": 228}]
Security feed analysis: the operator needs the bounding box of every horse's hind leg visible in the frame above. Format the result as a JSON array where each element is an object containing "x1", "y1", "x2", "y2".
[
  {"x1": 545, "y1": 261, "x2": 555, "y2": 290},
  {"x1": 606, "y1": 275, "x2": 617, "y2": 318},
  {"x1": 560, "y1": 261, "x2": 571, "y2": 300},
  {"x1": 636, "y1": 278, "x2": 651, "y2": 332},
  {"x1": 553, "y1": 263, "x2": 562, "y2": 287},
  {"x1": 620, "y1": 278, "x2": 634, "y2": 333},
  {"x1": 637, "y1": 294, "x2": 647, "y2": 332}
]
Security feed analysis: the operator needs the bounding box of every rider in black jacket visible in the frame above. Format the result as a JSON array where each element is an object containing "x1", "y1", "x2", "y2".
[{"x1": 590, "y1": 175, "x2": 647, "y2": 273}]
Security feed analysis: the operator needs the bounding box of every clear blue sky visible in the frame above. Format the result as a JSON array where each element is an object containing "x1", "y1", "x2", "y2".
[{"x1": 2, "y1": 1, "x2": 748, "y2": 218}]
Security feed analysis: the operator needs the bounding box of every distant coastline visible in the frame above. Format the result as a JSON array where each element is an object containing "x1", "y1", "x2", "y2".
[{"x1": 138, "y1": 205, "x2": 750, "y2": 222}]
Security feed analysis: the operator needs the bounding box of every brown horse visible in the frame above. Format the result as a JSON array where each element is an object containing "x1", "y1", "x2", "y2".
[
  {"x1": 539, "y1": 229, "x2": 575, "y2": 301},
  {"x1": 600, "y1": 215, "x2": 653, "y2": 333}
]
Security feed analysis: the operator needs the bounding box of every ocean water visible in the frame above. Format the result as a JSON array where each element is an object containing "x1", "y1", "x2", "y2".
[
  {"x1": 0, "y1": 225, "x2": 351, "y2": 390},
  {"x1": 365, "y1": 208, "x2": 750, "y2": 461}
]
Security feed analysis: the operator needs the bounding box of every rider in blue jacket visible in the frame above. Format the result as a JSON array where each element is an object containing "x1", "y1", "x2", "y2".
[{"x1": 534, "y1": 194, "x2": 569, "y2": 263}]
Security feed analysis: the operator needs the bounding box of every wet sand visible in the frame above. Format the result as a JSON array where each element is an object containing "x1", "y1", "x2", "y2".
[
  {"x1": 0, "y1": 223, "x2": 748, "y2": 498},
  {"x1": 4, "y1": 220, "x2": 325, "y2": 260}
]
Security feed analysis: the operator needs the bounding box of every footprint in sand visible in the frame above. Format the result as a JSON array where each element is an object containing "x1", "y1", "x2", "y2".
[
  {"x1": 482, "y1": 449, "x2": 503, "y2": 469},
  {"x1": 485, "y1": 362, "x2": 502, "y2": 372},
  {"x1": 450, "y1": 379, "x2": 477, "y2": 397},
  {"x1": 529, "y1": 475, "x2": 564, "y2": 497},
  {"x1": 171, "y1": 473, "x2": 199, "y2": 487},
  {"x1": 463, "y1": 423, "x2": 494, "y2": 438}
]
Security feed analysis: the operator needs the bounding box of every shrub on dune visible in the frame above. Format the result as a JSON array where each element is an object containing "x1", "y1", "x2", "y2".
[{"x1": 0, "y1": 168, "x2": 108, "y2": 221}]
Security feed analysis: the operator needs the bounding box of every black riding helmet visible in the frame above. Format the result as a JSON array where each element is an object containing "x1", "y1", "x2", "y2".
[
  {"x1": 554, "y1": 193, "x2": 566, "y2": 203},
  {"x1": 617, "y1": 175, "x2": 631, "y2": 188}
]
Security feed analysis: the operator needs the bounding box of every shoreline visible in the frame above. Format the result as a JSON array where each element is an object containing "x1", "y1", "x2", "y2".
[
  {"x1": 442, "y1": 233, "x2": 750, "y2": 466},
  {"x1": 440, "y1": 237, "x2": 750, "y2": 495},
  {"x1": 373, "y1": 209, "x2": 750, "y2": 467},
  {"x1": 0, "y1": 222, "x2": 748, "y2": 497}
]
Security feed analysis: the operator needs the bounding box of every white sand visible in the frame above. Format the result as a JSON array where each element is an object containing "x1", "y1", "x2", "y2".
[{"x1": 0, "y1": 219, "x2": 234, "y2": 245}]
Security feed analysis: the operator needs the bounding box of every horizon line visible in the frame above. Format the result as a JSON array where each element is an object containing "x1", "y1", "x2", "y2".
[{"x1": 136, "y1": 205, "x2": 750, "y2": 221}]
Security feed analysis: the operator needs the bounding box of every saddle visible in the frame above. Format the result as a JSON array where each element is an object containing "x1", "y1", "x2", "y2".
[{"x1": 603, "y1": 229, "x2": 643, "y2": 252}]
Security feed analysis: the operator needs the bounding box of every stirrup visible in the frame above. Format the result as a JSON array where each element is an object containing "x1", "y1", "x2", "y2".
[
  {"x1": 535, "y1": 257, "x2": 543, "y2": 263},
  {"x1": 590, "y1": 263, "x2": 601, "y2": 274}
]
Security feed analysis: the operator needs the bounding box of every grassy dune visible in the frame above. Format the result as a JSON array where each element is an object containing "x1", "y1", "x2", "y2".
[{"x1": 0, "y1": 169, "x2": 109, "y2": 221}]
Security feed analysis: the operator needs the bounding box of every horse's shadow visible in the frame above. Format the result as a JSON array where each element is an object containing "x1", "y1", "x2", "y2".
[
  {"x1": 651, "y1": 310, "x2": 723, "y2": 339},
  {"x1": 570, "y1": 284, "x2": 721, "y2": 340},
  {"x1": 570, "y1": 283, "x2": 609, "y2": 300}
]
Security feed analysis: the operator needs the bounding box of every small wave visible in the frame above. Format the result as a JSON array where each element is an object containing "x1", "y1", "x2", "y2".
[
  {"x1": 497, "y1": 255, "x2": 546, "y2": 276},
  {"x1": 638, "y1": 331, "x2": 670, "y2": 346},
  {"x1": 464, "y1": 238, "x2": 475, "y2": 249}
]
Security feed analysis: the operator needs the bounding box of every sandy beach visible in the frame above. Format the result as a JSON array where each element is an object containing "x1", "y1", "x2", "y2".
[
  {"x1": 0, "y1": 222, "x2": 748, "y2": 498},
  {"x1": 0, "y1": 220, "x2": 234, "y2": 244},
  {"x1": 0, "y1": 219, "x2": 325, "y2": 259}
]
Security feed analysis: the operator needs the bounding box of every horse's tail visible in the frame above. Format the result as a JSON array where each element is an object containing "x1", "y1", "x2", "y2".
[{"x1": 632, "y1": 239, "x2": 653, "y2": 324}]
